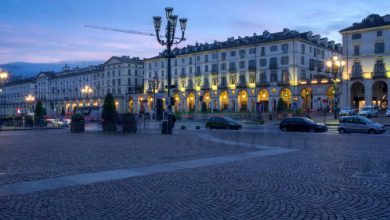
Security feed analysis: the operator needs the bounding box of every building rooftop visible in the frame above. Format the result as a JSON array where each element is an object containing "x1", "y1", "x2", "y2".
[
  {"x1": 147, "y1": 28, "x2": 342, "y2": 60},
  {"x1": 340, "y1": 14, "x2": 390, "y2": 33},
  {"x1": 4, "y1": 77, "x2": 37, "y2": 87}
]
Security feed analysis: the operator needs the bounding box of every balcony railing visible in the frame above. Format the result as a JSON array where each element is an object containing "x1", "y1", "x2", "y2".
[
  {"x1": 248, "y1": 66, "x2": 256, "y2": 72},
  {"x1": 373, "y1": 64, "x2": 386, "y2": 79},
  {"x1": 277, "y1": 81, "x2": 289, "y2": 86},
  {"x1": 269, "y1": 63, "x2": 277, "y2": 70},
  {"x1": 218, "y1": 82, "x2": 228, "y2": 89},
  {"x1": 201, "y1": 80, "x2": 210, "y2": 90},
  {"x1": 229, "y1": 68, "x2": 237, "y2": 73},
  {"x1": 257, "y1": 82, "x2": 270, "y2": 87}
]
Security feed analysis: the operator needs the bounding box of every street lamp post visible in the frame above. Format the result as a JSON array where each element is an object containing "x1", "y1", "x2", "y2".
[
  {"x1": 326, "y1": 56, "x2": 346, "y2": 119},
  {"x1": 0, "y1": 69, "x2": 9, "y2": 116},
  {"x1": 149, "y1": 77, "x2": 159, "y2": 113},
  {"x1": 25, "y1": 94, "x2": 36, "y2": 114},
  {"x1": 81, "y1": 85, "x2": 93, "y2": 104},
  {"x1": 153, "y1": 7, "x2": 187, "y2": 131}
]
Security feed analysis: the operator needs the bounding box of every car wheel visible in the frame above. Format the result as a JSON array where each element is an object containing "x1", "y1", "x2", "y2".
[
  {"x1": 339, "y1": 128, "x2": 346, "y2": 134},
  {"x1": 368, "y1": 129, "x2": 376, "y2": 134}
]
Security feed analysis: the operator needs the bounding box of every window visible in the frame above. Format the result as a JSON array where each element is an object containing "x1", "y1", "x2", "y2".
[
  {"x1": 377, "y1": 30, "x2": 382, "y2": 37},
  {"x1": 174, "y1": 69, "x2": 178, "y2": 76},
  {"x1": 270, "y1": 57, "x2": 278, "y2": 69},
  {"x1": 229, "y1": 62, "x2": 236, "y2": 71},
  {"x1": 301, "y1": 56, "x2": 305, "y2": 65},
  {"x1": 281, "y1": 56, "x2": 289, "y2": 65},
  {"x1": 221, "y1": 63, "x2": 226, "y2": 71},
  {"x1": 128, "y1": 69, "x2": 131, "y2": 76},
  {"x1": 135, "y1": 70, "x2": 138, "y2": 76},
  {"x1": 300, "y1": 70, "x2": 306, "y2": 80},
  {"x1": 301, "y1": 44, "x2": 305, "y2": 54},
  {"x1": 229, "y1": 75, "x2": 235, "y2": 84},
  {"x1": 197, "y1": 56, "x2": 200, "y2": 61},
  {"x1": 212, "y1": 53, "x2": 218, "y2": 59},
  {"x1": 196, "y1": 66, "x2": 201, "y2": 74},
  {"x1": 260, "y1": 58, "x2": 267, "y2": 67},
  {"x1": 221, "y1": 52, "x2": 226, "y2": 61},
  {"x1": 230, "y1": 51, "x2": 236, "y2": 57},
  {"x1": 161, "y1": 61, "x2": 165, "y2": 67},
  {"x1": 239, "y1": 50, "x2": 246, "y2": 58},
  {"x1": 270, "y1": 70, "x2": 278, "y2": 82},
  {"x1": 239, "y1": 61, "x2": 246, "y2": 69},
  {"x1": 189, "y1": 67, "x2": 193, "y2": 74},
  {"x1": 260, "y1": 71, "x2": 266, "y2": 82},
  {"x1": 212, "y1": 64, "x2": 218, "y2": 72},
  {"x1": 270, "y1": 45, "x2": 277, "y2": 52},
  {"x1": 249, "y1": 74, "x2": 255, "y2": 83},
  {"x1": 249, "y1": 48, "x2": 256, "y2": 54},
  {"x1": 281, "y1": 44, "x2": 289, "y2": 54},
  {"x1": 352, "y1": 33, "x2": 361, "y2": 40},
  {"x1": 161, "y1": 70, "x2": 165, "y2": 77},
  {"x1": 182, "y1": 58, "x2": 185, "y2": 63},
  {"x1": 205, "y1": 55, "x2": 209, "y2": 63},
  {"x1": 375, "y1": 42, "x2": 385, "y2": 54},
  {"x1": 117, "y1": 78, "x2": 121, "y2": 85},
  {"x1": 248, "y1": 60, "x2": 256, "y2": 69},
  {"x1": 260, "y1": 47, "x2": 265, "y2": 56},
  {"x1": 205, "y1": 65, "x2": 209, "y2": 72},
  {"x1": 189, "y1": 57, "x2": 193, "y2": 65},
  {"x1": 354, "y1": 45, "x2": 360, "y2": 56},
  {"x1": 282, "y1": 70, "x2": 289, "y2": 82}
]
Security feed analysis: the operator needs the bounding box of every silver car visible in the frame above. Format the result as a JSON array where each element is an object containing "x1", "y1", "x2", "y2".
[
  {"x1": 338, "y1": 116, "x2": 385, "y2": 134},
  {"x1": 358, "y1": 106, "x2": 379, "y2": 118},
  {"x1": 339, "y1": 107, "x2": 357, "y2": 116}
]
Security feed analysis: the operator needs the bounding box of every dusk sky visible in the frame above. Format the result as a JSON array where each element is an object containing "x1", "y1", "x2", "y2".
[{"x1": 0, "y1": 0, "x2": 389, "y2": 64}]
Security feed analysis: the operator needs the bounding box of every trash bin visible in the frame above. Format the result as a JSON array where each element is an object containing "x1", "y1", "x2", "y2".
[{"x1": 162, "y1": 120, "x2": 169, "y2": 134}]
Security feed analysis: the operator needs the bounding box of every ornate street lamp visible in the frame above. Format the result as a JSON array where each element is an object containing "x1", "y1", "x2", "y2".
[
  {"x1": 81, "y1": 85, "x2": 93, "y2": 100},
  {"x1": 326, "y1": 55, "x2": 346, "y2": 119},
  {"x1": 149, "y1": 77, "x2": 159, "y2": 113},
  {"x1": 153, "y1": 7, "x2": 187, "y2": 133},
  {"x1": 25, "y1": 94, "x2": 36, "y2": 114}
]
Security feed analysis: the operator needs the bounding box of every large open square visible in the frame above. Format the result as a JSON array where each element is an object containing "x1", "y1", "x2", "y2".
[{"x1": 1, "y1": 127, "x2": 390, "y2": 219}]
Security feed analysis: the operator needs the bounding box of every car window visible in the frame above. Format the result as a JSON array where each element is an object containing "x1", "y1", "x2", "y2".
[{"x1": 355, "y1": 118, "x2": 366, "y2": 124}]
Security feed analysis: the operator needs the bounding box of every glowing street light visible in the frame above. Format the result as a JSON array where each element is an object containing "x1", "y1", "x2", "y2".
[
  {"x1": 326, "y1": 55, "x2": 346, "y2": 119},
  {"x1": 25, "y1": 94, "x2": 36, "y2": 114},
  {"x1": 81, "y1": 85, "x2": 93, "y2": 99}
]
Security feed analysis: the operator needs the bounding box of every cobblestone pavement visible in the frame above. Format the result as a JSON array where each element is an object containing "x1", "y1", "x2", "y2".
[{"x1": 1, "y1": 129, "x2": 390, "y2": 219}]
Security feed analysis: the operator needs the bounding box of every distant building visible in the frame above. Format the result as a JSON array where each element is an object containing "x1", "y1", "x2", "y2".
[
  {"x1": 1, "y1": 77, "x2": 36, "y2": 115},
  {"x1": 340, "y1": 14, "x2": 390, "y2": 109},
  {"x1": 2, "y1": 56, "x2": 144, "y2": 115},
  {"x1": 142, "y1": 29, "x2": 341, "y2": 113}
]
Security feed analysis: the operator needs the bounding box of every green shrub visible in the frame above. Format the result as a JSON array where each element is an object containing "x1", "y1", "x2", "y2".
[
  {"x1": 71, "y1": 113, "x2": 85, "y2": 122},
  {"x1": 101, "y1": 93, "x2": 117, "y2": 132},
  {"x1": 34, "y1": 101, "x2": 46, "y2": 126}
]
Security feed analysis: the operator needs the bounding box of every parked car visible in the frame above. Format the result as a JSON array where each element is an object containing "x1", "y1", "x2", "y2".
[
  {"x1": 206, "y1": 116, "x2": 242, "y2": 130},
  {"x1": 339, "y1": 107, "x2": 357, "y2": 116},
  {"x1": 358, "y1": 106, "x2": 379, "y2": 118},
  {"x1": 386, "y1": 108, "x2": 390, "y2": 117},
  {"x1": 338, "y1": 116, "x2": 385, "y2": 134},
  {"x1": 45, "y1": 118, "x2": 69, "y2": 127},
  {"x1": 279, "y1": 117, "x2": 327, "y2": 132}
]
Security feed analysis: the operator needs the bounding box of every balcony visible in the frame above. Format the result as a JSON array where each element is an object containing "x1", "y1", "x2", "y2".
[
  {"x1": 373, "y1": 64, "x2": 386, "y2": 79},
  {"x1": 269, "y1": 63, "x2": 278, "y2": 70},
  {"x1": 277, "y1": 81, "x2": 290, "y2": 86},
  {"x1": 229, "y1": 68, "x2": 237, "y2": 74},
  {"x1": 186, "y1": 80, "x2": 194, "y2": 91},
  {"x1": 257, "y1": 82, "x2": 270, "y2": 87},
  {"x1": 236, "y1": 75, "x2": 247, "y2": 88},
  {"x1": 248, "y1": 66, "x2": 256, "y2": 72},
  {"x1": 218, "y1": 82, "x2": 228, "y2": 89},
  {"x1": 350, "y1": 72, "x2": 363, "y2": 80},
  {"x1": 195, "y1": 71, "x2": 202, "y2": 77}
]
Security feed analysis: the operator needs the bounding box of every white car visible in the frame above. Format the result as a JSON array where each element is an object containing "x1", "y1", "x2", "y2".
[
  {"x1": 358, "y1": 106, "x2": 379, "y2": 118},
  {"x1": 386, "y1": 109, "x2": 390, "y2": 117},
  {"x1": 339, "y1": 107, "x2": 357, "y2": 116}
]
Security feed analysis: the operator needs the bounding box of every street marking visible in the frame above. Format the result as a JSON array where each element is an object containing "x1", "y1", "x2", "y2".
[{"x1": 0, "y1": 134, "x2": 297, "y2": 197}]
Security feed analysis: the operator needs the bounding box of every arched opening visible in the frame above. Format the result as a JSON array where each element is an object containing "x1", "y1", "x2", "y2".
[
  {"x1": 174, "y1": 94, "x2": 180, "y2": 112},
  {"x1": 147, "y1": 95, "x2": 153, "y2": 112},
  {"x1": 138, "y1": 96, "x2": 145, "y2": 114},
  {"x1": 238, "y1": 90, "x2": 248, "y2": 111},
  {"x1": 326, "y1": 86, "x2": 335, "y2": 111},
  {"x1": 351, "y1": 82, "x2": 365, "y2": 109},
  {"x1": 372, "y1": 81, "x2": 388, "y2": 109},
  {"x1": 203, "y1": 91, "x2": 211, "y2": 111},
  {"x1": 219, "y1": 91, "x2": 229, "y2": 111},
  {"x1": 257, "y1": 89, "x2": 269, "y2": 112},
  {"x1": 187, "y1": 93, "x2": 195, "y2": 112},
  {"x1": 301, "y1": 88, "x2": 313, "y2": 111},
  {"x1": 280, "y1": 88, "x2": 292, "y2": 108},
  {"x1": 128, "y1": 97, "x2": 134, "y2": 112}
]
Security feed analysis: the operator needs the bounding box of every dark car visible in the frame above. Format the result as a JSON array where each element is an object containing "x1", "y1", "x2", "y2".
[
  {"x1": 206, "y1": 116, "x2": 242, "y2": 130},
  {"x1": 279, "y1": 117, "x2": 327, "y2": 132}
]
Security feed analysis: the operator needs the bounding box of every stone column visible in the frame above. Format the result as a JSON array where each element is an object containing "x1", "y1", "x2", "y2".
[{"x1": 364, "y1": 80, "x2": 373, "y2": 107}]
